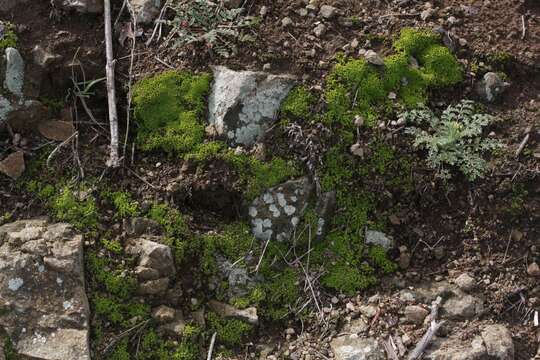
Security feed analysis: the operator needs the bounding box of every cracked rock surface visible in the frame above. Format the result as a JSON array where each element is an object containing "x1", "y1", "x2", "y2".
[{"x1": 0, "y1": 219, "x2": 90, "y2": 360}]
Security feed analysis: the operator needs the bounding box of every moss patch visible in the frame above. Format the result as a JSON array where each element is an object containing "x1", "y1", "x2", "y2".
[
  {"x1": 280, "y1": 86, "x2": 315, "y2": 123},
  {"x1": 133, "y1": 71, "x2": 211, "y2": 154}
]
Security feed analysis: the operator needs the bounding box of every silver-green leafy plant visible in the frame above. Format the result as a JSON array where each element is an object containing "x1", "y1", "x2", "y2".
[
  {"x1": 401, "y1": 100, "x2": 503, "y2": 180},
  {"x1": 169, "y1": 0, "x2": 259, "y2": 58}
]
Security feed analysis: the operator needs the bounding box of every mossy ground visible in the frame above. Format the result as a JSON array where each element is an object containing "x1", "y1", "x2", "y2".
[
  {"x1": 0, "y1": 22, "x2": 18, "y2": 51},
  {"x1": 11, "y1": 26, "x2": 466, "y2": 358}
]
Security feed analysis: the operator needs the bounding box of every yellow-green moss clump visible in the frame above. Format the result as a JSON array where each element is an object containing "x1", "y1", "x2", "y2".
[
  {"x1": 0, "y1": 22, "x2": 18, "y2": 51},
  {"x1": 133, "y1": 70, "x2": 211, "y2": 154},
  {"x1": 280, "y1": 86, "x2": 315, "y2": 122},
  {"x1": 325, "y1": 28, "x2": 462, "y2": 126}
]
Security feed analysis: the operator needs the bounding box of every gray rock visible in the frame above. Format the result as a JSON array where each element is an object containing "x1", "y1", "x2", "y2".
[
  {"x1": 425, "y1": 335, "x2": 486, "y2": 360},
  {"x1": 125, "y1": 217, "x2": 162, "y2": 236},
  {"x1": 281, "y1": 17, "x2": 293, "y2": 27},
  {"x1": 313, "y1": 23, "x2": 327, "y2": 37},
  {"x1": 475, "y1": 72, "x2": 509, "y2": 103},
  {"x1": 404, "y1": 305, "x2": 429, "y2": 324},
  {"x1": 215, "y1": 255, "x2": 257, "y2": 298},
  {"x1": 6, "y1": 99, "x2": 49, "y2": 131},
  {"x1": 442, "y1": 293, "x2": 484, "y2": 320},
  {"x1": 481, "y1": 324, "x2": 514, "y2": 359},
  {"x1": 0, "y1": 220, "x2": 90, "y2": 360},
  {"x1": 138, "y1": 277, "x2": 169, "y2": 295},
  {"x1": 158, "y1": 312, "x2": 186, "y2": 337},
  {"x1": 131, "y1": 0, "x2": 161, "y2": 24},
  {"x1": 248, "y1": 177, "x2": 313, "y2": 242},
  {"x1": 319, "y1": 5, "x2": 337, "y2": 19},
  {"x1": 364, "y1": 50, "x2": 384, "y2": 66},
  {"x1": 358, "y1": 305, "x2": 378, "y2": 318},
  {"x1": 365, "y1": 230, "x2": 394, "y2": 250},
  {"x1": 208, "y1": 66, "x2": 296, "y2": 146},
  {"x1": 208, "y1": 300, "x2": 258, "y2": 325},
  {"x1": 151, "y1": 305, "x2": 176, "y2": 324},
  {"x1": 330, "y1": 336, "x2": 385, "y2": 360},
  {"x1": 342, "y1": 318, "x2": 369, "y2": 334},
  {"x1": 4, "y1": 47, "x2": 24, "y2": 97},
  {"x1": 55, "y1": 0, "x2": 103, "y2": 13},
  {"x1": 127, "y1": 237, "x2": 176, "y2": 277},
  {"x1": 454, "y1": 273, "x2": 476, "y2": 291}
]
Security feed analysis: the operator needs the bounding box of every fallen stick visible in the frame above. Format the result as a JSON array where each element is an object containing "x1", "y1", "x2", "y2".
[
  {"x1": 104, "y1": 0, "x2": 121, "y2": 168},
  {"x1": 407, "y1": 296, "x2": 444, "y2": 360},
  {"x1": 206, "y1": 332, "x2": 217, "y2": 360},
  {"x1": 515, "y1": 125, "x2": 533, "y2": 158},
  {"x1": 521, "y1": 15, "x2": 527, "y2": 40}
]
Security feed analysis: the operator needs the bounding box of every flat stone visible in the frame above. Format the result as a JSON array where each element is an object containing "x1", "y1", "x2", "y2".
[
  {"x1": 454, "y1": 273, "x2": 476, "y2": 291},
  {"x1": 475, "y1": 72, "x2": 509, "y2": 103},
  {"x1": 208, "y1": 300, "x2": 258, "y2": 325},
  {"x1": 151, "y1": 305, "x2": 176, "y2": 324},
  {"x1": 0, "y1": 151, "x2": 25, "y2": 179},
  {"x1": 365, "y1": 230, "x2": 394, "y2": 250},
  {"x1": 527, "y1": 262, "x2": 540, "y2": 277},
  {"x1": 364, "y1": 50, "x2": 384, "y2": 66},
  {"x1": 126, "y1": 237, "x2": 176, "y2": 277},
  {"x1": 330, "y1": 336, "x2": 385, "y2": 360},
  {"x1": 38, "y1": 120, "x2": 75, "y2": 141},
  {"x1": 319, "y1": 5, "x2": 337, "y2": 19},
  {"x1": 0, "y1": 220, "x2": 90, "y2": 360},
  {"x1": 481, "y1": 324, "x2": 514, "y2": 360},
  {"x1": 138, "y1": 277, "x2": 169, "y2": 295},
  {"x1": 249, "y1": 177, "x2": 313, "y2": 242},
  {"x1": 425, "y1": 335, "x2": 486, "y2": 360},
  {"x1": 208, "y1": 66, "x2": 296, "y2": 147},
  {"x1": 3, "y1": 47, "x2": 24, "y2": 97},
  {"x1": 56, "y1": 0, "x2": 103, "y2": 13},
  {"x1": 442, "y1": 294, "x2": 484, "y2": 320},
  {"x1": 404, "y1": 305, "x2": 429, "y2": 324}
]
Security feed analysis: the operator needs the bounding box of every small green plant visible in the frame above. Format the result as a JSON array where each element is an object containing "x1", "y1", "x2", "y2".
[
  {"x1": 0, "y1": 22, "x2": 18, "y2": 51},
  {"x1": 168, "y1": 0, "x2": 259, "y2": 58},
  {"x1": 280, "y1": 86, "x2": 315, "y2": 122},
  {"x1": 51, "y1": 186, "x2": 99, "y2": 231},
  {"x1": 402, "y1": 100, "x2": 503, "y2": 180},
  {"x1": 206, "y1": 312, "x2": 253, "y2": 347},
  {"x1": 133, "y1": 70, "x2": 211, "y2": 154},
  {"x1": 104, "y1": 191, "x2": 140, "y2": 218}
]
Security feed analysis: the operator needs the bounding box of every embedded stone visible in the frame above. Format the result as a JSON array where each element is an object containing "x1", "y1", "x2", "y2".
[
  {"x1": 249, "y1": 177, "x2": 313, "y2": 242},
  {"x1": 3, "y1": 47, "x2": 24, "y2": 97},
  {"x1": 481, "y1": 324, "x2": 514, "y2": 359},
  {"x1": 330, "y1": 336, "x2": 385, "y2": 360},
  {"x1": 0, "y1": 151, "x2": 25, "y2": 179},
  {"x1": 208, "y1": 300, "x2": 258, "y2": 325},
  {"x1": 208, "y1": 66, "x2": 296, "y2": 147}
]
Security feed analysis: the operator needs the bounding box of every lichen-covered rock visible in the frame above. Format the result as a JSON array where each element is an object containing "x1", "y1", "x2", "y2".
[
  {"x1": 330, "y1": 336, "x2": 386, "y2": 360},
  {"x1": 442, "y1": 293, "x2": 484, "y2": 320},
  {"x1": 208, "y1": 66, "x2": 296, "y2": 146},
  {"x1": 3, "y1": 47, "x2": 24, "y2": 97},
  {"x1": 248, "y1": 177, "x2": 313, "y2": 242},
  {"x1": 0, "y1": 219, "x2": 90, "y2": 360},
  {"x1": 365, "y1": 230, "x2": 395, "y2": 250},
  {"x1": 475, "y1": 72, "x2": 509, "y2": 103}
]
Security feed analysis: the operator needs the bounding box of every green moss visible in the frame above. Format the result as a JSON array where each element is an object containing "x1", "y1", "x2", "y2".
[
  {"x1": 0, "y1": 22, "x2": 18, "y2": 51},
  {"x1": 93, "y1": 296, "x2": 149, "y2": 326},
  {"x1": 133, "y1": 71, "x2": 211, "y2": 154},
  {"x1": 393, "y1": 28, "x2": 439, "y2": 56},
  {"x1": 108, "y1": 338, "x2": 130, "y2": 360},
  {"x1": 419, "y1": 45, "x2": 463, "y2": 86},
  {"x1": 368, "y1": 245, "x2": 397, "y2": 273},
  {"x1": 87, "y1": 252, "x2": 137, "y2": 300},
  {"x1": 101, "y1": 238, "x2": 123, "y2": 255},
  {"x1": 147, "y1": 203, "x2": 188, "y2": 238},
  {"x1": 258, "y1": 267, "x2": 300, "y2": 320},
  {"x1": 51, "y1": 186, "x2": 99, "y2": 232},
  {"x1": 207, "y1": 313, "x2": 253, "y2": 347},
  {"x1": 322, "y1": 263, "x2": 377, "y2": 295},
  {"x1": 280, "y1": 86, "x2": 315, "y2": 121},
  {"x1": 104, "y1": 191, "x2": 140, "y2": 218}
]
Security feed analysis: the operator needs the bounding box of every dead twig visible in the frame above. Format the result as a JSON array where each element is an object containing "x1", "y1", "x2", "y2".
[
  {"x1": 207, "y1": 332, "x2": 217, "y2": 360},
  {"x1": 104, "y1": 0, "x2": 121, "y2": 167},
  {"x1": 521, "y1": 15, "x2": 527, "y2": 40},
  {"x1": 46, "y1": 131, "x2": 79, "y2": 168},
  {"x1": 383, "y1": 336, "x2": 400, "y2": 360},
  {"x1": 515, "y1": 125, "x2": 533, "y2": 158},
  {"x1": 408, "y1": 296, "x2": 445, "y2": 360},
  {"x1": 122, "y1": 0, "x2": 137, "y2": 164}
]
